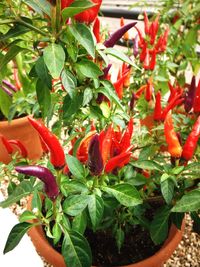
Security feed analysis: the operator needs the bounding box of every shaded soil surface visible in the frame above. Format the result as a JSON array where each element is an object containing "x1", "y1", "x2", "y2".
[{"x1": 85, "y1": 226, "x2": 162, "y2": 267}]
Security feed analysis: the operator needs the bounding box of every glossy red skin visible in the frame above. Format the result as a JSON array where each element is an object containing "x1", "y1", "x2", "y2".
[
  {"x1": 8, "y1": 140, "x2": 28, "y2": 158},
  {"x1": 1, "y1": 136, "x2": 13, "y2": 154},
  {"x1": 28, "y1": 117, "x2": 65, "y2": 169},
  {"x1": 164, "y1": 112, "x2": 182, "y2": 158},
  {"x1": 61, "y1": 0, "x2": 102, "y2": 24},
  {"x1": 181, "y1": 116, "x2": 200, "y2": 161}
]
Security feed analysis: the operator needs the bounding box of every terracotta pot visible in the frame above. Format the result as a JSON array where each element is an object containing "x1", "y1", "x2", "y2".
[
  {"x1": 0, "y1": 116, "x2": 43, "y2": 164},
  {"x1": 27, "y1": 198, "x2": 184, "y2": 267}
]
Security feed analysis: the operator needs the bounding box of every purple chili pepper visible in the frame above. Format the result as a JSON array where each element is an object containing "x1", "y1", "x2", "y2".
[
  {"x1": 15, "y1": 166, "x2": 59, "y2": 200},
  {"x1": 133, "y1": 34, "x2": 139, "y2": 57},
  {"x1": 104, "y1": 22, "x2": 137, "y2": 48},
  {"x1": 184, "y1": 76, "x2": 196, "y2": 113},
  {"x1": 130, "y1": 92, "x2": 136, "y2": 111},
  {"x1": 1, "y1": 86, "x2": 13, "y2": 97},
  {"x1": 2, "y1": 80, "x2": 17, "y2": 92},
  {"x1": 88, "y1": 134, "x2": 103, "y2": 176},
  {"x1": 101, "y1": 64, "x2": 112, "y2": 79}
]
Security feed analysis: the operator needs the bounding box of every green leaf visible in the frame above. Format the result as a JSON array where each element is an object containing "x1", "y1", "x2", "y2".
[
  {"x1": 62, "y1": 229, "x2": 92, "y2": 267},
  {"x1": 0, "y1": 24, "x2": 30, "y2": 42},
  {"x1": 35, "y1": 56, "x2": 52, "y2": 89},
  {"x1": 66, "y1": 154, "x2": 85, "y2": 179},
  {"x1": 63, "y1": 93, "x2": 83, "y2": 121},
  {"x1": 170, "y1": 213, "x2": 184, "y2": 230},
  {"x1": 0, "y1": 88, "x2": 12, "y2": 118},
  {"x1": 61, "y1": 69, "x2": 77, "y2": 98},
  {"x1": 0, "y1": 181, "x2": 34, "y2": 208},
  {"x1": 161, "y1": 179, "x2": 174, "y2": 205},
  {"x1": 82, "y1": 87, "x2": 93, "y2": 106},
  {"x1": 172, "y1": 189, "x2": 200, "y2": 212},
  {"x1": 63, "y1": 195, "x2": 89, "y2": 216},
  {"x1": 88, "y1": 194, "x2": 104, "y2": 231},
  {"x1": 52, "y1": 223, "x2": 62, "y2": 245},
  {"x1": 72, "y1": 212, "x2": 87, "y2": 234},
  {"x1": 62, "y1": 0, "x2": 94, "y2": 20},
  {"x1": 104, "y1": 48, "x2": 140, "y2": 70},
  {"x1": 23, "y1": 0, "x2": 51, "y2": 16},
  {"x1": 100, "y1": 101, "x2": 110, "y2": 118},
  {"x1": 76, "y1": 59, "x2": 103, "y2": 79},
  {"x1": 0, "y1": 45, "x2": 24, "y2": 72},
  {"x1": 102, "y1": 184, "x2": 142, "y2": 207},
  {"x1": 150, "y1": 207, "x2": 170, "y2": 245},
  {"x1": 130, "y1": 160, "x2": 162, "y2": 171},
  {"x1": 61, "y1": 180, "x2": 88, "y2": 196},
  {"x1": 43, "y1": 43, "x2": 65, "y2": 79},
  {"x1": 69, "y1": 24, "x2": 95, "y2": 58},
  {"x1": 19, "y1": 211, "x2": 37, "y2": 223},
  {"x1": 36, "y1": 78, "x2": 51, "y2": 119},
  {"x1": 3, "y1": 222, "x2": 33, "y2": 254},
  {"x1": 99, "y1": 80, "x2": 124, "y2": 111}
]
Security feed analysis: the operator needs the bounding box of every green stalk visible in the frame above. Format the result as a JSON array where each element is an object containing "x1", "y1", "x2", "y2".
[
  {"x1": 16, "y1": 17, "x2": 49, "y2": 36},
  {"x1": 56, "y1": 0, "x2": 61, "y2": 35}
]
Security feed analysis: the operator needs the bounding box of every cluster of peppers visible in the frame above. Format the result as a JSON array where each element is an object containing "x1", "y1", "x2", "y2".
[
  {"x1": 135, "y1": 11, "x2": 169, "y2": 70},
  {"x1": 1, "y1": 135, "x2": 28, "y2": 158},
  {"x1": 14, "y1": 117, "x2": 134, "y2": 200},
  {"x1": 164, "y1": 112, "x2": 200, "y2": 162}
]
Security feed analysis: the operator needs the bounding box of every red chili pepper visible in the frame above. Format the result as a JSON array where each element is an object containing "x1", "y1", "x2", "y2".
[
  {"x1": 76, "y1": 131, "x2": 96, "y2": 163},
  {"x1": 28, "y1": 117, "x2": 66, "y2": 169},
  {"x1": 149, "y1": 15, "x2": 160, "y2": 45},
  {"x1": 161, "y1": 93, "x2": 184, "y2": 121},
  {"x1": 154, "y1": 91, "x2": 162, "y2": 121},
  {"x1": 61, "y1": 0, "x2": 102, "y2": 24},
  {"x1": 8, "y1": 140, "x2": 28, "y2": 158},
  {"x1": 135, "y1": 85, "x2": 147, "y2": 98},
  {"x1": 140, "y1": 41, "x2": 147, "y2": 62},
  {"x1": 113, "y1": 70, "x2": 129, "y2": 99},
  {"x1": 164, "y1": 112, "x2": 182, "y2": 158},
  {"x1": 143, "y1": 49, "x2": 150, "y2": 70},
  {"x1": 120, "y1": 118, "x2": 133, "y2": 151},
  {"x1": 181, "y1": 116, "x2": 200, "y2": 161},
  {"x1": 145, "y1": 77, "x2": 153, "y2": 102},
  {"x1": 193, "y1": 79, "x2": 200, "y2": 113},
  {"x1": 93, "y1": 17, "x2": 101, "y2": 43},
  {"x1": 149, "y1": 49, "x2": 157, "y2": 70},
  {"x1": 39, "y1": 136, "x2": 49, "y2": 154},
  {"x1": 160, "y1": 27, "x2": 169, "y2": 52},
  {"x1": 120, "y1": 17, "x2": 129, "y2": 41},
  {"x1": 144, "y1": 11, "x2": 149, "y2": 35},
  {"x1": 122, "y1": 63, "x2": 131, "y2": 87},
  {"x1": 105, "y1": 151, "x2": 132, "y2": 173},
  {"x1": 99, "y1": 125, "x2": 113, "y2": 165},
  {"x1": 1, "y1": 136, "x2": 13, "y2": 154}
]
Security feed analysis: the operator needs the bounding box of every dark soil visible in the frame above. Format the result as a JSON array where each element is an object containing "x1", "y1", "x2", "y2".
[{"x1": 85, "y1": 226, "x2": 162, "y2": 267}]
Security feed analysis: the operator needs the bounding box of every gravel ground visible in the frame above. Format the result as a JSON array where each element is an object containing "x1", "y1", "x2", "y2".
[{"x1": 1, "y1": 179, "x2": 199, "y2": 267}]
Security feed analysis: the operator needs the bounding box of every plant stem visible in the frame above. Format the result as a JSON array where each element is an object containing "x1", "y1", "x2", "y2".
[{"x1": 15, "y1": 17, "x2": 49, "y2": 36}]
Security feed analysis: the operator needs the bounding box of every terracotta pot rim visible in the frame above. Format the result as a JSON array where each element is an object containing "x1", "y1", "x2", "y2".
[{"x1": 0, "y1": 115, "x2": 29, "y2": 127}]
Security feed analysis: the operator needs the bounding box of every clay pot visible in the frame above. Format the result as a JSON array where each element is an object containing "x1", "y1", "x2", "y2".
[
  {"x1": 27, "y1": 198, "x2": 184, "y2": 267},
  {"x1": 0, "y1": 116, "x2": 43, "y2": 164}
]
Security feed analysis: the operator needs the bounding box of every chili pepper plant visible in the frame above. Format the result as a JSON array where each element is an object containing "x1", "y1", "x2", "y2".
[{"x1": 0, "y1": 1, "x2": 200, "y2": 267}]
